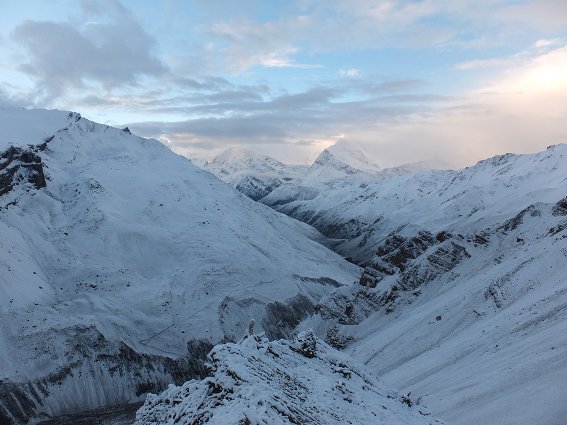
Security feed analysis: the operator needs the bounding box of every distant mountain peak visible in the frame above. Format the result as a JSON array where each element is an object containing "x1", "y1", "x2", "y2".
[{"x1": 324, "y1": 140, "x2": 381, "y2": 172}]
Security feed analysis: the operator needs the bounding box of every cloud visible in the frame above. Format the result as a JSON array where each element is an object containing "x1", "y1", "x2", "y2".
[
  {"x1": 11, "y1": 0, "x2": 165, "y2": 99},
  {"x1": 124, "y1": 44, "x2": 567, "y2": 169},
  {"x1": 339, "y1": 68, "x2": 361, "y2": 77},
  {"x1": 349, "y1": 44, "x2": 567, "y2": 167},
  {"x1": 534, "y1": 39, "x2": 563, "y2": 48},
  {"x1": 454, "y1": 57, "x2": 519, "y2": 70},
  {"x1": 123, "y1": 75, "x2": 436, "y2": 163}
]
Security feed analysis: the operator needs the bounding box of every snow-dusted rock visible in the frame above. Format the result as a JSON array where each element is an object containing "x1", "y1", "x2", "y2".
[{"x1": 135, "y1": 332, "x2": 442, "y2": 425}]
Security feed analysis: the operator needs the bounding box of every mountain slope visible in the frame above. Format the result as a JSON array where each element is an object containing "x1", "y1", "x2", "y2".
[
  {"x1": 202, "y1": 147, "x2": 307, "y2": 201},
  {"x1": 135, "y1": 331, "x2": 442, "y2": 425},
  {"x1": 284, "y1": 146, "x2": 567, "y2": 424},
  {"x1": 300, "y1": 196, "x2": 567, "y2": 424},
  {"x1": 263, "y1": 145, "x2": 567, "y2": 264},
  {"x1": 0, "y1": 108, "x2": 360, "y2": 424},
  {"x1": 325, "y1": 140, "x2": 381, "y2": 173},
  {"x1": 199, "y1": 142, "x2": 566, "y2": 424},
  {"x1": 203, "y1": 143, "x2": 380, "y2": 201}
]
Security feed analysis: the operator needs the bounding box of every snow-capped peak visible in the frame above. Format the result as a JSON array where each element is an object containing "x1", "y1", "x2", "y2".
[
  {"x1": 204, "y1": 147, "x2": 293, "y2": 181},
  {"x1": 324, "y1": 140, "x2": 381, "y2": 172}
]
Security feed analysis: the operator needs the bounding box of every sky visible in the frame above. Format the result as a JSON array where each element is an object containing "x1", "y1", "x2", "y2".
[{"x1": 1, "y1": 0, "x2": 566, "y2": 167}]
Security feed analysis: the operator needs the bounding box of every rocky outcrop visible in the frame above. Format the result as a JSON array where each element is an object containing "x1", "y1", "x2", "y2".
[
  {"x1": 552, "y1": 196, "x2": 567, "y2": 216},
  {"x1": 0, "y1": 143, "x2": 48, "y2": 198},
  {"x1": 399, "y1": 241, "x2": 470, "y2": 290},
  {"x1": 360, "y1": 231, "x2": 438, "y2": 288},
  {"x1": 312, "y1": 230, "x2": 472, "y2": 341},
  {"x1": 218, "y1": 294, "x2": 317, "y2": 342}
]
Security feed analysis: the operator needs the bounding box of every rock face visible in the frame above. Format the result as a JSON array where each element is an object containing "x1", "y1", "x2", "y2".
[
  {"x1": 134, "y1": 332, "x2": 442, "y2": 425},
  {"x1": 0, "y1": 144, "x2": 47, "y2": 198}
]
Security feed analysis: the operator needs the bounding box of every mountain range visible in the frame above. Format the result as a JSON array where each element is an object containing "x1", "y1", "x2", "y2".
[{"x1": 1, "y1": 107, "x2": 565, "y2": 425}]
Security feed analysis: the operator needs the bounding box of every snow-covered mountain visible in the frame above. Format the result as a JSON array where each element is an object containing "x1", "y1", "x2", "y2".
[
  {"x1": 202, "y1": 147, "x2": 307, "y2": 201},
  {"x1": 263, "y1": 146, "x2": 566, "y2": 424},
  {"x1": 204, "y1": 142, "x2": 451, "y2": 205},
  {"x1": 2, "y1": 105, "x2": 566, "y2": 425},
  {"x1": 207, "y1": 139, "x2": 567, "y2": 424},
  {"x1": 325, "y1": 140, "x2": 381, "y2": 173},
  {"x1": 263, "y1": 145, "x2": 567, "y2": 263},
  {"x1": 0, "y1": 108, "x2": 360, "y2": 424},
  {"x1": 135, "y1": 331, "x2": 442, "y2": 425}
]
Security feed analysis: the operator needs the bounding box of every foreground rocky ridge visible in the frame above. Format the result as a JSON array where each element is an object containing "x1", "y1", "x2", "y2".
[{"x1": 135, "y1": 331, "x2": 442, "y2": 425}]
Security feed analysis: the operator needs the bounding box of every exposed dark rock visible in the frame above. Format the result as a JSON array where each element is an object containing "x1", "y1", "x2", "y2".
[
  {"x1": 290, "y1": 329, "x2": 317, "y2": 358},
  {"x1": 399, "y1": 242, "x2": 470, "y2": 290},
  {"x1": 262, "y1": 294, "x2": 315, "y2": 340},
  {"x1": 499, "y1": 204, "x2": 541, "y2": 232},
  {"x1": 548, "y1": 221, "x2": 566, "y2": 236},
  {"x1": 318, "y1": 228, "x2": 474, "y2": 331},
  {"x1": 235, "y1": 175, "x2": 282, "y2": 201},
  {"x1": 552, "y1": 196, "x2": 567, "y2": 216},
  {"x1": 316, "y1": 287, "x2": 385, "y2": 326},
  {"x1": 0, "y1": 145, "x2": 47, "y2": 197},
  {"x1": 325, "y1": 325, "x2": 354, "y2": 349},
  {"x1": 359, "y1": 256, "x2": 396, "y2": 287},
  {"x1": 472, "y1": 232, "x2": 490, "y2": 245},
  {"x1": 435, "y1": 231, "x2": 452, "y2": 242},
  {"x1": 378, "y1": 231, "x2": 437, "y2": 272}
]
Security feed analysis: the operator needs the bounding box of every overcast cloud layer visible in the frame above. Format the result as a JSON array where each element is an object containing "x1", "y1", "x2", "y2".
[{"x1": 1, "y1": 0, "x2": 566, "y2": 167}]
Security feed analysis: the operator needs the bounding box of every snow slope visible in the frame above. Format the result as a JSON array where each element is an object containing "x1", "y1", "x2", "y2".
[
  {"x1": 135, "y1": 331, "x2": 442, "y2": 425},
  {"x1": 0, "y1": 108, "x2": 360, "y2": 424},
  {"x1": 202, "y1": 147, "x2": 307, "y2": 201},
  {"x1": 213, "y1": 140, "x2": 567, "y2": 424},
  {"x1": 202, "y1": 142, "x2": 380, "y2": 201},
  {"x1": 263, "y1": 145, "x2": 567, "y2": 263},
  {"x1": 204, "y1": 142, "x2": 453, "y2": 218},
  {"x1": 285, "y1": 147, "x2": 567, "y2": 424},
  {"x1": 325, "y1": 140, "x2": 381, "y2": 173},
  {"x1": 299, "y1": 197, "x2": 567, "y2": 425}
]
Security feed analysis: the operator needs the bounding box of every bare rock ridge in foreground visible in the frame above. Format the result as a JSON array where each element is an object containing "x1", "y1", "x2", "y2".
[{"x1": 135, "y1": 331, "x2": 442, "y2": 425}]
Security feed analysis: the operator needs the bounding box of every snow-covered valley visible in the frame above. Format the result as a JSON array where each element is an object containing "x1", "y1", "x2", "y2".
[{"x1": 1, "y1": 107, "x2": 566, "y2": 425}]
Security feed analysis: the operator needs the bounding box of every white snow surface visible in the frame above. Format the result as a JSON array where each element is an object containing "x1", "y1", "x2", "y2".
[
  {"x1": 203, "y1": 141, "x2": 450, "y2": 204},
  {"x1": 135, "y1": 331, "x2": 442, "y2": 425},
  {"x1": 0, "y1": 108, "x2": 360, "y2": 420},
  {"x1": 0, "y1": 107, "x2": 70, "y2": 151},
  {"x1": 263, "y1": 145, "x2": 567, "y2": 263},
  {"x1": 325, "y1": 140, "x2": 381, "y2": 172}
]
